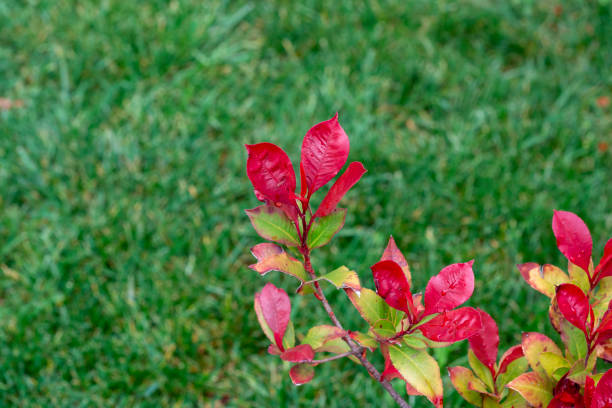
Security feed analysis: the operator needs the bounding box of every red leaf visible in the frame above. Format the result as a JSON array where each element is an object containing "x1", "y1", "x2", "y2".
[
  {"x1": 424, "y1": 260, "x2": 475, "y2": 315},
  {"x1": 371, "y1": 260, "x2": 412, "y2": 315},
  {"x1": 468, "y1": 309, "x2": 499, "y2": 374},
  {"x1": 497, "y1": 345, "x2": 524, "y2": 376},
  {"x1": 381, "y1": 345, "x2": 404, "y2": 382},
  {"x1": 556, "y1": 283, "x2": 589, "y2": 333},
  {"x1": 300, "y1": 113, "x2": 350, "y2": 194},
  {"x1": 595, "y1": 238, "x2": 612, "y2": 284},
  {"x1": 280, "y1": 344, "x2": 315, "y2": 363},
  {"x1": 597, "y1": 301, "x2": 612, "y2": 334},
  {"x1": 246, "y1": 143, "x2": 296, "y2": 205},
  {"x1": 289, "y1": 364, "x2": 315, "y2": 385},
  {"x1": 584, "y1": 376, "x2": 595, "y2": 408},
  {"x1": 552, "y1": 210, "x2": 593, "y2": 275},
  {"x1": 380, "y1": 235, "x2": 412, "y2": 286},
  {"x1": 591, "y1": 369, "x2": 612, "y2": 408},
  {"x1": 315, "y1": 161, "x2": 366, "y2": 217},
  {"x1": 419, "y1": 307, "x2": 482, "y2": 343},
  {"x1": 255, "y1": 283, "x2": 291, "y2": 349}
]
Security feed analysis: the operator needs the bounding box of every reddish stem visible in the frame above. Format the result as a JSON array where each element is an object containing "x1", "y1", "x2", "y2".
[{"x1": 300, "y1": 244, "x2": 410, "y2": 408}]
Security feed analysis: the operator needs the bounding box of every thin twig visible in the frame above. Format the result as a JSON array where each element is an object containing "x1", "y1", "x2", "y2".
[{"x1": 302, "y1": 251, "x2": 411, "y2": 408}]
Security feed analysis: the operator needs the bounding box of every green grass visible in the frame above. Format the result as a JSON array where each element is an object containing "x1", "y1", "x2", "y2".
[{"x1": 1, "y1": 0, "x2": 611, "y2": 406}]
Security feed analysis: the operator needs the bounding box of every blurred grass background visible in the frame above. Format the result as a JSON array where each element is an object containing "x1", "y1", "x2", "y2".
[{"x1": 1, "y1": 0, "x2": 611, "y2": 406}]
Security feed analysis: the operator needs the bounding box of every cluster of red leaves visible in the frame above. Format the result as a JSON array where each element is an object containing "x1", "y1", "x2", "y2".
[
  {"x1": 245, "y1": 113, "x2": 366, "y2": 230},
  {"x1": 371, "y1": 255, "x2": 482, "y2": 344}
]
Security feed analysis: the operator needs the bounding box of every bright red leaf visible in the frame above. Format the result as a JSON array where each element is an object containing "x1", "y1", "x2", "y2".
[
  {"x1": 468, "y1": 309, "x2": 499, "y2": 374},
  {"x1": 591, "y1": 369, "x2": 612, "y2": 408},
  {"x1": 280, "y1": 344, "x2": 315, "y2": 363},
  {"x1": 419, "y1": 307, "x2": 482, "y2": 343},
  {"x1": 595, "y1": 238, "x2": 612, "y2": 284},
  {"x1": 315, "y1": 161, "x2": 366, "y2": 217},
  {"x1": 254, "y1": 283, "x2": 291, "y2": 349},
  {"x1": 556, "y1": 283, "x2": 589, "y2": 333},
  {"x1": 380, "y1": 235, "x2": 411, "y2": 286},
  {"x1": 552, "y1": 210, "x2": 593, "y2": 275},
  {"x1": 497, "y1": 345, "x2": 524, "y2": 376},
  {"x1": 371, "y1": 260, "x2": 413, "y2": 315},
  {"x1": 300, "y1": 113, "x2": 350, "y2": 195},
  {"x1": 584, "y1": 376, "x2": 595, "y2": 408},
  {"x1": 424, "y1": 260, "x2": 475, "y2": 315},
  {"x1": 246, "y1": 143, "x2": 296, "y2": 205}
]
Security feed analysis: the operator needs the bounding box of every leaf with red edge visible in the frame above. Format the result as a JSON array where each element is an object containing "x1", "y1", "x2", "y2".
[
  {"x1": 371, "y1": 259, "x2": 413, "y2": 315},
  {"x1": 249, "y1": 243, "x2": 308, "y2": 282},
  {"x1": 468, "y1": 309, "x2": 499, "y2": 375},
  {"x1": 315, "y1": 162, "x2": 366, "y2": 217},
  {"x1": 552, "y1": 210, "x2": 593, "y2": 275},
  {"x1": 380, "y1": 235, "x2": 412, "y2": 286},
  {"x1": 448, "y1": 366, "x2": 485, "y2": 406},
  {"x1": 424, "y1": 260, "x2": 475, "y2": 315},
  {"x1": 595, "y1": 238, "x2": 612, "y2": 284},
  {"x1": 498, "y1": 345, "x2": 525, "y2": 376},
  {"x1": 521, "y1": 332, "x2": 563, "y2": 375},
  {"x1": 245, "y1": 143, "x2": 296, "y2": 205},
  {"x1": 388, "y1": 344, "x2": 444, "y2": 407},
  {"x1": 506, "y1": 371, "x2": 553, "y2": 407},
  {"x1": 592, "y1": 369, "x2": 612, "y2": 408},
  {"x1": 280, "y1": 344, "x2": 315, "y2": 363},
  {"x1": 301, "y1": 325, "x2": 346, "y2": 351},
  {"x1": 419, "y1": 307, "x2": 482, "y2": 343},
  {"x1": 556, "y1": 283, "x2": 589, "y2": 333},
  {"x1": 245, "y1": 205, "x2": 300, "y2": 247},
  {"x1": 254, "y1": 283, "x2": 291, "y2": 350},
  {"x1": 300, "y1": 113, "x2": 350, "y2": 194},
  {"x1": 517, "y1": 263, "x2": 569, "y2": 298},
  {"x1": 289, "y1": 364, "x2": 314, "y2": 385}
]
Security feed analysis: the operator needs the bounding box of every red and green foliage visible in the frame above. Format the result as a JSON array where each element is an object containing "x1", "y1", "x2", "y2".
[
  {"x1": 451, "y1": 211, "x2": 612, "y2": 408},
  {"x1": 244, "y1": 114, "x2": 611, "y2": 408}
]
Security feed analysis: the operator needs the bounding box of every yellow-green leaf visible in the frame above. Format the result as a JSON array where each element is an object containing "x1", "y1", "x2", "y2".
[
  {"x1": 319, "y1": 266, "x2": 361, "y2": 292},
  {"x1": 389, "y1": 345, "x2": 443, "y2": 407},
  {"x1": 521, "y1": 332, "x2": 562, "y2": 375},
  {"x1": 469, "y1": 349, "x2": 494, "y2": 392},
  {"x1": 448, "y1": 366, "x2": 484, "y2": 406},
  {"x1": 539, "y1": 351, "x2": 569, "y2": 380},
  {"x1": 507, "y1": 371, "x2": 553, "y2": 408}
]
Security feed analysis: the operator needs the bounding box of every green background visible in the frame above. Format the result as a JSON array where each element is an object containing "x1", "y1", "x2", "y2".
[{"x1": 1, "y1": 0, "x2": 611, "y2": 406}]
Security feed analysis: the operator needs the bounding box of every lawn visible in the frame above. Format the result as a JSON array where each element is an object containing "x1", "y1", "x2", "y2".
[{"x1": 1, "y1": 0, "x2": 611, "y2": 406}]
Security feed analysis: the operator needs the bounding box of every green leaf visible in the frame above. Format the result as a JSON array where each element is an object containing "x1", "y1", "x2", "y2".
[
  {"x1": 495, "y1": 356, "x2": 528, "y2": 390},
  {"x1": 568, "y1": 261, "x2": 590, "y2": 293},
  {"x1": 560, "y1": 319, "x2": 588, "y2": 362},
  {"x1": 370, "y1": 319, "x2": 397, "y2": 339},
  {"x1": 307, "y1": 208, "x2": 346, "y2": 249},
  {"x1": 282, "y1": 321, "x2": 295, "y2": 350},
  {"x1": 389, "y1": 345, "x2": 443, "y2": 407},
  {"x1": 319, "y1": 266, "x2": 361, "y2": 292},
  {"x1": 246, "y1": 205, "x2": 300, "y2": 246},
  {"x1": 483, "y1": 396, "x2": 501, "y2": 408},
  {"x1": 301, "y1": 325, "x2": 345, "y2": 351},
  {"x1": 468, "y1": 349, "x2": 494, "y2": 392},
  {"x1": 506, "y1": 371, "x2": 552, "y2": 408},
  {"x1": 539, "y1": 352, "x2": 569, "y2": 381},
  {"x1": 346, "y1": 287, "x2": 395, "y2": 326},
  {"x1": 500, "y1": 390, "x2": 529, "y2": 408},
  {"x1": 448, "y1": 366, "x2": 484, "y2": 406},
  {"x1": 249, "y1": 243, "x2": 308, "y2": 281},
  {"x1": 315, "y1": 337, "x2": 351, "y2": 355},
  {"x1": 401, "y1": 333, "x2": 429, "y2": 349}
]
